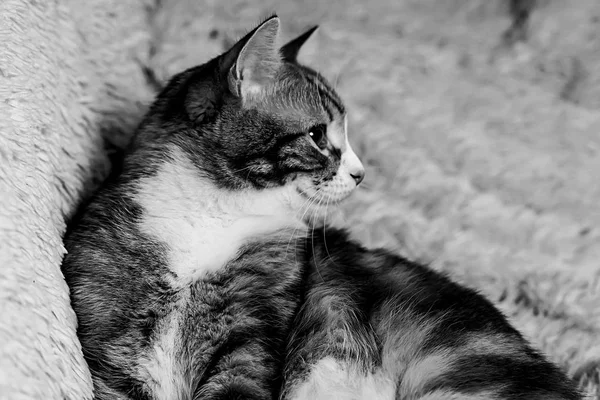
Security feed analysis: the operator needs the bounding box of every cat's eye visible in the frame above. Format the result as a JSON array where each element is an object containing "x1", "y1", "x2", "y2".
[{"x1": 308, "y1": 124, "x2": 328, "y2": 150}]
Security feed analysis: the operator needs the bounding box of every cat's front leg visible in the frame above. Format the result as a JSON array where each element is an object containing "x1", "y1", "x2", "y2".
[{"x1": 193, "y1": 341, "x2": 280, "y2": 400}]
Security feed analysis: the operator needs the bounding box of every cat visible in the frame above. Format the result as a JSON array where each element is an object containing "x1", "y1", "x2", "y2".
[
  {"x1": 61, "y1": 15, "x2": 582, "y2": 400},
  {"x1": 62, "y1": 15, "x2": 363, "y2": 400}
]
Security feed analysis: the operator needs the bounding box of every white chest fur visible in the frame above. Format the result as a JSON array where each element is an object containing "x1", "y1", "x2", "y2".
[{"x1": 134, "y1": 150, "x2": 306, "y2": 287}]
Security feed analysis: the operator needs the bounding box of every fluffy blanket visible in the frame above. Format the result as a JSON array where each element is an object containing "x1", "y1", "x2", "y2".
[{"x1": 1, "y1": 0, "x2": 598, "y2": 399}]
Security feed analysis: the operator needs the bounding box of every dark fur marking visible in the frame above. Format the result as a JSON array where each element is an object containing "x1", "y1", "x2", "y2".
[
  {"x1": 302, "y1": 68, "x2": 345, "y2": 116},
  {"x1": 427, "y1": 354, "x2": 581, "y2": 399}
]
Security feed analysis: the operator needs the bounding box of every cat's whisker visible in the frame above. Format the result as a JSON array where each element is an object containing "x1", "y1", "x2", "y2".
[
  {"x1": 298, "y1": 189, "x2": 321, "y2": 222},
  {"x1": 302, "y1": 190, "x2": 325, "y2": 230},
  {"x1": 244, "y1": 167, "x2": 253, "y2": 182},
  {"x1": 284, "y1": 187, "x2": 324, "y2": 262},
  {"x1": 283, "y1": 205, "x2": 311, "y2": 260},
  {"x1": 296, "y1": 187, "x2": 325, "y2": 230},
  {"x1": 309, "y1": 194, "x2": 326, "y2": 283},
  {"x1": 322, "y1": 188, "x2": 341, "y2": 270},
  {"x1": 285, "y1": 187, "x2": 324, "y2": 274},
  {"x1": 356, "y1": 181, "x2": 372, "y2": 190},
  {"x1": 333, "y1": 68, "x2": 342, "y2": 90},
  {"x1": 229, "y1": 165, "x2": 254, "y2": 174}
]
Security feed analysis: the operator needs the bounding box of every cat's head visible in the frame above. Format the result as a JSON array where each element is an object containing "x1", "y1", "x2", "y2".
[{"x1": 145, "y1": 16, "x2": 364, "y2": 221}]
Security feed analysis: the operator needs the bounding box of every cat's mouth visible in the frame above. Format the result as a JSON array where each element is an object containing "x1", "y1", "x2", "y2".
[{"x1": 295, "y1": 185, "x2": 351, "y2": 204}]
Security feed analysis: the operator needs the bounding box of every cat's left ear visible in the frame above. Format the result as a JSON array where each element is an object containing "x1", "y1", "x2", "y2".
[
  {"x1": 225, "y1": 16, "x2": 282, "y2": 101},
  {"x1": 280, "y1": 25, "x2": 319, "y2": 63}
]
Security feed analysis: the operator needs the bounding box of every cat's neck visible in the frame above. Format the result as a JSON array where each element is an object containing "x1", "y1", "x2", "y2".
[
  {"x1": 135, "y1": 154, "x2": 293, "y2": 220},
  {"x1": 132, "y1": 147, "x2": 307, "y2": 287}
]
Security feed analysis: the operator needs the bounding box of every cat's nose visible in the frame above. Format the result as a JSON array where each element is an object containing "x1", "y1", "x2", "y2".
[
  {"x1": 350, "y1": 168, "x2": 365, "y2": 185},
  {"x1": 342, "y1": 145, "x2": 365, "y2": 186}
]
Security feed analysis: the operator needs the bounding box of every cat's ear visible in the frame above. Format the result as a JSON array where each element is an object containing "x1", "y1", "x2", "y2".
[
  {"x1": 280, "y1": 25, "x2": 319, "y2": 63},
  {"x1": 223, "y1": 16, "x2": 282, "y2": 101}
]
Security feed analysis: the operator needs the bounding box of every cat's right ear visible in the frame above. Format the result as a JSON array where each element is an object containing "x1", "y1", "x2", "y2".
[
  {"x1": 280, "y1": 25, "x2": 319, "y2": 63},
  {"x1": 221, "y1": 16, "x2": 282, "y2": 103}
]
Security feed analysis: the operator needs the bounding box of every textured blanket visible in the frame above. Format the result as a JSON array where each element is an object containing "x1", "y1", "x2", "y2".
[{"x1": 1, "y1": 0, "x2": 598, "y2": 399}]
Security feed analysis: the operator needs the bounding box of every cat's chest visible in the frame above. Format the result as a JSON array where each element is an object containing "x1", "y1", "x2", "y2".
[
  {"x1": 133, "y1": 157, "x2": 304, "y2": 286},
  {"x1": 140, "y1": 208, "x2": 297, "y2": 285}
]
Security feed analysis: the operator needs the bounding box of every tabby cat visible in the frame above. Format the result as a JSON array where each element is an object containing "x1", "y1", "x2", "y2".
[{"x1": 62, "y1": 16, "x2": 581, "y2": 400}]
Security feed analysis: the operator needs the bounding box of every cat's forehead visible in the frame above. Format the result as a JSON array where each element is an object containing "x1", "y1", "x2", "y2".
[{"x1": 261, "y1": 65, "x2": 346, "y2": 130}]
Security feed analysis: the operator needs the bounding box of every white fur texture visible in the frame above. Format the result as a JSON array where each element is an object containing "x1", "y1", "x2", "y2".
[
  {"x1": 137, "y1": 310, "x2": 191, "y2": 400},
  {"x1": 417, "y1": 392, "x2": 500, "y2": 400},
  {"x1": 135, "y1": 148, "x2": 307, "y2": 286},
  {"x1": 287, "y1": 357, "x2": 395, "y2": 400}
]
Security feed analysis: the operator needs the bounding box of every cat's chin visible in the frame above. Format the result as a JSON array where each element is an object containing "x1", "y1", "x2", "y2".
[
  {"x1": 305, "y1": 210, "x2": 348, "y2": 232},
  {"x1": 295, "y1": 201, "x2": 346, "y2": 230},
  {"x1": 288, "y1": 177, "x2": 355, "y2": 226},
  {"x1": 294, "y1": 182, "x2": 355, "y2": 204}
]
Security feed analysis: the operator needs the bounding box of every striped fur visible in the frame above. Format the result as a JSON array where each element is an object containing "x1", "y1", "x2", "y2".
[{"x1": 281, "y1": 228, "x2": 582, "y2": 399}]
